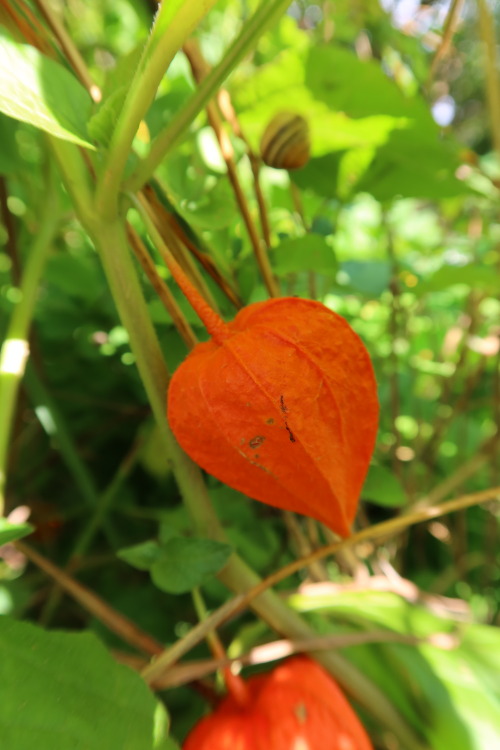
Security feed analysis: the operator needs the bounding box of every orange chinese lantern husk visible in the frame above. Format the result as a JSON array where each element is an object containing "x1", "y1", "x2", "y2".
[
  {"x1": 167, "y1": 296, "x2": 378, "y2": 537},
  {"x1": 183, "y1": 656, "x2": 374, "y2": 750}
]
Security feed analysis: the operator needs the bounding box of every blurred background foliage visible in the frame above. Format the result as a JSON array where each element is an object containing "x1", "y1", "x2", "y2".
[{"x1": 0, "y1": 0, "x2": 499, "y2": 748}]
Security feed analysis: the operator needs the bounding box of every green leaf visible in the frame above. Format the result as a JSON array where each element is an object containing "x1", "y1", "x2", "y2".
[
  {"x1": 0, "y1": 617, "x2": 169, "y2": 749},
  {"x1": 117, "y1": 540, "x2": 161, "y2": 571},
  {"x1": 232, "y1": 49, "x2": 404, "y2": 157},
  {"x1": 356, "y1": 134, "x2": 468, "y2": 201},
  {"x1": 305, "y1": 45, "x2": 433, "y2": 124},
  {"x1": 87, "y1": 88, "x2": 128, "y2": 147},
  {"x1": 0, "y1": 518, "x2": 34, "y2": 546},
  {"x1": 272, "y1": 235, "x2": 337, "y2": 276},
  {"x1": 151, "y1": 537, "x2": 232, "y2": 594},
  {"x1": 362, "y1": 464, "x2": 407, "y2": 507},
  {"x1": 341, "y1": 260, "x2": 391, "y2": 296},
  {"x1": 418, "y1": 264, "x2": 500, "y2": 295},
  {"x1": 304, "y1": 46, "x2": 466, "y2": 200},
  {"x1": 0, "y1": 35, "x2": 95, "y2": 149}
]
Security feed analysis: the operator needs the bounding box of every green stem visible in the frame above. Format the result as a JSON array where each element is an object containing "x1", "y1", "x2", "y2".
[
  {"x1": 126, "y1": 0, "x2": 293, "y2": 193},
  {"x1": 0, "y1": 165, "x2": 59, "y2": 515},
  {"x1": 88, "y1": 218, "x2": 222, "y2": 539},
  {"x1": 477, "y1": 0, "x2": 500, "y2": 156},
  {"x1": 95, "y1": 0, "x2": 221, "y2": 219},
  {"x1": 48, "y1": 138, "x2": 94, "y2": 227}
]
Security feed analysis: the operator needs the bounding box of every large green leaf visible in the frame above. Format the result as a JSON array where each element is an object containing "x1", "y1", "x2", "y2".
[
  {"x1": 305, "y1": 45, "x2": 434, "y2": 126},
  {"x1": 0, "y1": 36, "x2": 94, "y2": 149},
  {"x1": 231, "y1": 49, "x2": 405, "y2": 157},
  {"x1": 304, "y1": 46, "x2": 465, "y2": 200},
  {"x1": 417, "y1": 263, "x2": 500, "y2": 296},
  {"x1": 0, "y1": 617, "x2": 170, "y2": 750}
]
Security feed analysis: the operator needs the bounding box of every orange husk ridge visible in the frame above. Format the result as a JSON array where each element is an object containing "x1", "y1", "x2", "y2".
[
  {"x1": 166, "y1": 255, "x2": 379, "y2": 537},
  {"x1": 183, "y1": 656, "x2": 374, "y2": 750}
]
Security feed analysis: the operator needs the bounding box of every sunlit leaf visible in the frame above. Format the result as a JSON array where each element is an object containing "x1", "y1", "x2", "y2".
[{"x1": 0, "y1": 35, "x2": 94, "y2": 149}]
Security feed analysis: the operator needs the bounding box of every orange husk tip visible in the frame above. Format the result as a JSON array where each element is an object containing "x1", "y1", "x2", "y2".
[
  {"x1": 183, "y1": 656, "x2": 374, "y2": 750},
  {"x1": 167, "y1": 297, "x2": 378, "y2": 537}
]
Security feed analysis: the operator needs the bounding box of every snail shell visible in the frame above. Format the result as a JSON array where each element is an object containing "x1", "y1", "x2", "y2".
[{"x1": 260, "y1": 112, "x2": 310, "y2": 170}]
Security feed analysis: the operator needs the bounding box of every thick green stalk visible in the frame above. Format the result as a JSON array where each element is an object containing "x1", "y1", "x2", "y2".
[
  {"x1": 0, "y1": 167, "x2": 59, "y2": 515},
  {"x1": 95, "y1": 0, "x2": 221, "y2": 219},
  {"x1": 88, "y1": 219, "x2": 223, "y2": 539},
  {"x1": 126, "y1": 0, "x2": 293, "y2": 193}
]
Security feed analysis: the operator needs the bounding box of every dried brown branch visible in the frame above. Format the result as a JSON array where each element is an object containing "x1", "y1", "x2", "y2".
[{"x1": 16, "y1": 541, "x2": 164, "y2": 656}]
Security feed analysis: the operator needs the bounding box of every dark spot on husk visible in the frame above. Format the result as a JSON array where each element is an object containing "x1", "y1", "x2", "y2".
[{"x1": 249, "y1": 435, "x2": 265, "y2": 449}]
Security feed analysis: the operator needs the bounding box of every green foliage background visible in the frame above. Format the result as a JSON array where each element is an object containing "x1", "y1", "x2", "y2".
[{"x1": 0, "y1": 1, "x2": 499, "y2": 748}]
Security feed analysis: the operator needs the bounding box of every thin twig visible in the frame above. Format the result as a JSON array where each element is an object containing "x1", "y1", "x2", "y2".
[
  {"x1": 126, "y1": 223, "x2": 198, "y2": 349},
  {"x1": 283, "y1": 511, "x2": 327, "y2": 582},
  {"x1": 427, "y1": 0, "x2": 465, "y2": 85},
  {"x1": 216, "y1": 89, "x2": 272, "y2": 248},
  {"x1": 383, "y1": 212, "x2": 404, "y2": 483},
  {"x1": 141, "y1": 486, "x2": 499, "y2": 685},
  {"x1": 32, "y1": 0, "x2": 101, "y2": 101},
  {"x1": 143, "y1": 630, "x2": 435, "y2": 690},
  {"x1": 1, "y1": 0, "x2": 55, "y2": 55},
  {"x1": 183, "y1": 39, "x2": 279, "y2": 298},
  {"x1": 234, "y1": 485, "x2": 500, "y2": 618},
  {"x1": 408, "y1": 431, "x2": 498, "y2": 512},
  {"x1": 143, "y1": 184, "x2": 242, "y2": 309},
  {"x1": 16, "y1": 541, "x2": 164, "y2": 656},
  {"x1": 140, "y1": 186, "x2": 222, "y2": 313}
]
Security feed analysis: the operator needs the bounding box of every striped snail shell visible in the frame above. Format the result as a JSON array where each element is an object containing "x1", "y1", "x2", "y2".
[{"x1": 260, "y1": 112, "x2": 310, "y2": 170}]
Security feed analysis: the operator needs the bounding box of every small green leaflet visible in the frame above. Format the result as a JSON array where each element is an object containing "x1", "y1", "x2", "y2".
[
  {"x1": 118, "y1": 536, "x2": 232, "y2": 594},
  {"x1": 0, "y1": 518, "x2": 34, "y2": 546},
  {"x1": 272, "y1": 235, "x2": 337, "y2": 277},
  {"x1": 0, "y1": 35, "x2": 95, "y2": 149},
  {"x1": 362, "y1": 464, "x2": 407, "y2": 508}
]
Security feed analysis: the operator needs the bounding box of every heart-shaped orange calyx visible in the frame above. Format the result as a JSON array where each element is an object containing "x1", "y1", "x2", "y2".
[{"x1": 167, "y1": 296, "x2": 378, "y2": 537}]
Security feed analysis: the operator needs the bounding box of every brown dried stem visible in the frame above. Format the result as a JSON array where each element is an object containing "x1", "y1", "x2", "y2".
[
  {"x1": 183, "y1": 39, "x2": 279, "y2": 298},
  {"x1": 32, "y1": 0, "x2": 101, "y2": 101},
  {"x1": 16, "y1": 541, "x2": 164, "y2": 656},
  {"x1": 216, "y1": 88, "x2": 272, "y2": 248},
  {"x1": 126, "y1": 223, "x2": 198, "y2": 349},
  {"x1": 427, "y1": 0, "x2": 465, "y2": 84}
]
